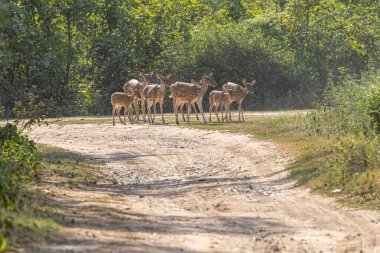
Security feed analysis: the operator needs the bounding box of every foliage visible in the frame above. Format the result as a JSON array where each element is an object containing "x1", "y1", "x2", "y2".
[
  {"x1": 160, "y1": 0, "x2": 380, "y2": 110},
  {"x1": 12, "y1": 95, "x2": 46, "y2": 132},
  {"x1": 0, "y1": 124, "x2": 40, "y2": 211},
  {"x1": 307, "y1": 72, "x2": 380, "y2": 136},
  {"x1": 0, "y1": 0, "x2": 378, "y2": 115},
  {"x1": 305, "y1": 70, "x2": 380, "y2": 206},
  {"x1": 160, "y1": 13, "x2": 311, "y2": 109},
  {"x1": 0, "y1": 123, "x2": 40, "y2": 251}
]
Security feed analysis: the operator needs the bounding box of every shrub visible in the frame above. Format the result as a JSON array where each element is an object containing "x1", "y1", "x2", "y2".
[
  {"x1": 307, "y1": 71, "x2": 380, "y2": 205},
  {"x1": 0, "y1": 123, "x2": 40, "y2": 251},
  {"x1": 307, "y1": 72, "x2": 380, "y2": 136},
  {"x1": 0, "y1": 124, "x2": 40, "y2": 211}
]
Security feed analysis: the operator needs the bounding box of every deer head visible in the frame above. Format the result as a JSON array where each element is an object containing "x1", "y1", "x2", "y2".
[
  {"x1": 242, "y1": 79, "x2": 256, "y2": 93},
  {"x1": 139, "y1": 72, "x2": 154, "y2": 86},
  {"x1": 201, "y1": 73, "x2": 217, "y2": 87},
  {"x1": 157, "y1": 74, "x2": 171, "y2": 86}
]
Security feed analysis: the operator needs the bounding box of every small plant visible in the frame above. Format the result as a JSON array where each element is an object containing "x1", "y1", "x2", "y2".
[{"x1": 12, "y1": 95, "x2": 46, "y2": 132}]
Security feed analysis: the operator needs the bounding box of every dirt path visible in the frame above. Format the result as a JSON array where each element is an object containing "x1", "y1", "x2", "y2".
[{"x1": 28, "y1": 123, "x2": 380, "y2": 253}]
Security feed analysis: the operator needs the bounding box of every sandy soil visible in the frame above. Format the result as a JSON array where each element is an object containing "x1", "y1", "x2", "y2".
[{"x1": 27, "y1": 122, "x2": 380, "y2": 253}]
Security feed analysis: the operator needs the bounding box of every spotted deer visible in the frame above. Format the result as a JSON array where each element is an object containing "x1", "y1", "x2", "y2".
[
  {"x1": 111, "y1": 92, "x2": 135, "y2": 125},
  {"x1": 142, "y1": 74, "x2": 171, "y2": 124},
  {"x1": 170, "y1": 73, "x2": 217, "y2": 124},
  {"x1": 223, "y1": 79, "x2": 256, "y2": 122},
  {"x1": 209, "y1": 90, "x2": 230, "y2": 122},
  {"x1": 123, "y1": 72, "x2": 154, "y2": 122},
  {"x1": 179, "y1": 79, "x2": 199, "y2": 122}
]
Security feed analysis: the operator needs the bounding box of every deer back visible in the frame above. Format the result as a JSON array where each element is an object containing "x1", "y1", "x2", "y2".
[
  {"x1": 111, "y1": 92, "x2": 134, "y2": 106},
  {"x1": 170, "y1": 82, "x2": 202, "y2": 101},
  {"x1": 123, "y1": 79, "x2": 140, "y2": 95},
  {"x1": 223, "y1": 82, "x2": 247, "y2": 100},
  {"x1": 143, "y1": 84, "x2": 162, "y2": 99},
  {"x1": 210, "y1": 90, "x2": 230, "y2": 104}
]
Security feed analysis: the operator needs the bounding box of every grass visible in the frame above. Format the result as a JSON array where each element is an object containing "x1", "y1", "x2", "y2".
[
  {"x1": 36, "y1": 144, "x2": 99, "y2": 185},
  {"x1": 2, "y1": 144, "x2": 101, "y2": 251}
]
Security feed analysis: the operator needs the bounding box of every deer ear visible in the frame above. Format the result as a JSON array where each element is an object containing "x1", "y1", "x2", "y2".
[
  {"x1": 242, "y1": 79, "x2": 247, "y2": 85},
  {"x1": 203, "y1": 73, "x2": 207, "y2": 78},
  {"x1": 209, "y1": 73, "x2": 213, "y2": 77},
  {"x1": 251, "y1": 80, "x2": 256, "y2": 86},
  {"x1": 156, "y1": 74, "x2": 161, "y2": 79},
  {"x1": 166, "y1": 74, "x2": 171, "y2": 79}
]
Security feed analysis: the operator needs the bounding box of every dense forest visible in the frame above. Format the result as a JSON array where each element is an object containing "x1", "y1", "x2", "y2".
[{"x1": 0, "y1": 0, "x2": 379, "y2": 116}]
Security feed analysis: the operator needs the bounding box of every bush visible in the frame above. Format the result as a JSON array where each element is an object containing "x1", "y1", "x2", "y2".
[
  {"x1": 318, "y1": 134, "x2": 380, "y2": 204},
  {"x1": 159, "y1": 13, "x2": 315, "y2": 110},
  {"x1": 0, "y1": 123, "x2": 40, "y2": 251},
  {"x1": 306, "y1": 71, "x2": 380, "y2": 205},
  {"x1": 0, "y1": 124, "x2": 40, "y2": 211},
  {"x1": 307, "y1": 72, "x2": 380, "y2": 136}
]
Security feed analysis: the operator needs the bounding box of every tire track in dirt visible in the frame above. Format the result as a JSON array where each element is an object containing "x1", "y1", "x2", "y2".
[{"x1": 28, "y1": 123, "x2": 380, "y2": 253}]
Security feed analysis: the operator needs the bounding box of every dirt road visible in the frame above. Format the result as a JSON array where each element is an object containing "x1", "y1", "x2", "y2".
[{"x1": 29, "y1": 123, "x2": 380, "y2": 253}]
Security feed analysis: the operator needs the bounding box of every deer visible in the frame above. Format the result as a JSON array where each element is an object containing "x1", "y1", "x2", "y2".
[
  {"x1": 179, "y1": 79, "x2": 199, "y2": 122},
  {"x1": 111, "y1": 92, "x2": 135, "y2": 126},
  {"x1": 223, "y1": 79, "x2": 256, "y2": 122},
  {"x1": 170, "y1": 73, "x2": 217, "y2": 125},
  {"x1": 123, "y1": 71, "x2": 154, "y2": 122},
  {"x1": 209, "y1": 90, "x2": 230, "y2": 123},
  {"x1": 142, "y1": 74, "x2": 171, "y2": 124}
]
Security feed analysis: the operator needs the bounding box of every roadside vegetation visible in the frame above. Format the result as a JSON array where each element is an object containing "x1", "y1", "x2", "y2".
[
  {"x1": 0, "y1": 120, "x2": 100, "y2": 251},
  {"x1": 0, "y1": 0, "x2": 379, "y2": 115},
  {"x1": 191, "y1": 72, "x2": 380, "y2": 209}
]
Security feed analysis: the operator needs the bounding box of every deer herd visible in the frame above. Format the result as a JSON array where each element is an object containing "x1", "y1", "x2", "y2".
[{"x1": 111, "y1": 72, "x2": 256, "y2": 126}]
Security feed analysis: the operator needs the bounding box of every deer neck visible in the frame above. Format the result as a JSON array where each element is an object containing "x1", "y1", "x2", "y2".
[
  {"x1": 243, "y1": 86, "x2": 250, "y2": 95},
  {"x1": 198, "y1": 80, "x2": 209, "y2": 96},
  {"x1": 142, "y1": 80, "x2": 150, "y2": 88},
  {"x1": 160, "y1": 83, "x2": 167, "y2": 91}
]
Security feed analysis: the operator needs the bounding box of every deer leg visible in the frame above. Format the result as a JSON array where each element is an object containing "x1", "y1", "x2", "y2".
[
  {"x1": 241, "y1": 104, "x2": 245, "y2": 122},
  {"x1": 180, "y1": 104, "x2": 186, "y2": 122},
  {"x1": 112, "y1": 106, "x2": 116, "y2": 126},
  {"x1": 134, "y1": 98, "x2": 139, "y2": 121},
  {"x1": 141, "y1": 97, "x2": 146, "y2": 122},
  {"x1": 215, "y1": 104, "x2": 221, "y2": 122},
  {"x1": 209, "y1": 104, "x2": 213, "y2": 122},
  {"x1": 224, "y1": 105, "x2": 229, "y2": 123},
  {"x1": 128, "y1": 106, "x2": 133, "y2": 124},
  {"x1": 152, "y1": 101, "x2": 157, "y2": 123},
  {"x1": 160, "y1": 100, "x2": 165, "y2": 124},
  {"x1": 228, "y1": 102, "x2": 232, "y2": 122},
  {"x1": 192, "y1": 103, "x2": 199, "y2": 121},
  {"x1": 174, "y1": 99, "x2": 179, "y2": 125},
  {"x1": 197, "y1": 101, "x2": 207, "y2": 124},
  {"x1": 180, "y1": 104, "x2": 185, "y2": 122},
  {"x1": 238, "y1": 103, "x2": 242, "y2": 122},
  {"x1": 122, "y1": 106, "x2": 126, "y2": 125},
  {"x1": 148, "y1": 102, "x2": 153, "y2": 124},
  {"x1": 221, "y1": 104, "x2": 224, "y2": 123},
  {"x1": 117, "y1": 107, "x2": 123, "y2": 125},
  {"x1": 186, "y1": 101, "x2": 191, "y2": 125}
]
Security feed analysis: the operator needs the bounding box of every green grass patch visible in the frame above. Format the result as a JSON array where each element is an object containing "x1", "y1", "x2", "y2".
[{"x1": 37, "y1": 144, "x2": 99, "y2": 185}]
